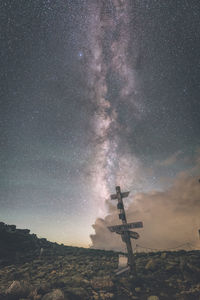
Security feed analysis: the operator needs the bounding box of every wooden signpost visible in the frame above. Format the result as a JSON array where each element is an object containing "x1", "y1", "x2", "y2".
[
  {"x1": 107, "y1": 186, "x2": 143, "y2": 273},
  {"x1": 108, "y1": 222, "x2": 143, "y2": 232}
]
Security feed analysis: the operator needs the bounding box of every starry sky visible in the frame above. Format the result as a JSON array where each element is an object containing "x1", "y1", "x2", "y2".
[{"x1": 1, "y1": 0, "x2": 200, "y2": 248}]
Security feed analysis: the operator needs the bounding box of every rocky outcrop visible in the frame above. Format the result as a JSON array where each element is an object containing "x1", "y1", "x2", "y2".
[
  {"x1": 5, "y1": 280, "x2": 32, "y2": 299},
  {"x1": 0, "y1": 222, "x2": 67, "y2": 266}
]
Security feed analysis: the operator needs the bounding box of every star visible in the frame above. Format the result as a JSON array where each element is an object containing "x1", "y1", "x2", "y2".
[{"x1": 78, "y1": 51, "x2": 84, "y2": 58}]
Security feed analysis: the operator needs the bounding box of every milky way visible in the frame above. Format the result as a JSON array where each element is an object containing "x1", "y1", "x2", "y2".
[{"x1": 85, "y1": 0, "x2": 143, "y2": 216}]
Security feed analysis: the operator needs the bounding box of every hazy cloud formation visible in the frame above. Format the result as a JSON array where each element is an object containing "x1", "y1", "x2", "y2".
[
  {"x1": 156, "y1": 151, "x2": 183, "y2": 167},
  {"x1": 90, "y1": 163, "x2": 200, "y2": 251}
]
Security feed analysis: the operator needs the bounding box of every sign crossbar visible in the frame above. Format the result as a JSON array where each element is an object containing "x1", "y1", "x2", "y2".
[{"x1": 108, "y1": 221, "x2": 143, "y2": 232}]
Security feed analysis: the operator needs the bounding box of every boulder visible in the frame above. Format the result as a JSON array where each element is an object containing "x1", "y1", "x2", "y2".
[
  {"x1": 160, "y1": 252, "x2": 167, "y2": 259},
  {"x1": 145, "y1": 259, "x2": 157, "y2": 271},
  {"x1": 42, "y1": 289, "x2": 65, "y2": 300},
  {"x1": 91, "y1": 276, "x2": 114, "y2": 290},
  {"x1": 6, "y1": 280, "x2": 31, "y2": 298},
  {"x1": 147, "y1": 296, "x2": 159, "y2": 300},
  {"x1": 99, "y1": 292, "x2": 114, "y2": 299},
  {"x1": 37, "y1": 283, "x2": 51, "y2": 295},
  {"x1": 66, "y1": 287, "x2": 88, "y2": 298}
]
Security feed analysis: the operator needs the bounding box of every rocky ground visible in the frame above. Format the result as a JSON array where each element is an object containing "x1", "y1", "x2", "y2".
[{"x1": 0, "y1": 222, "x2": 200, "y2": 300}]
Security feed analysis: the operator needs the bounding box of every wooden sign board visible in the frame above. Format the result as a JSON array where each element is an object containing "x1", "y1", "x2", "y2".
[
  {"x1": 107, "y1": 221, "x2": 143, "y2": 232},
  {"x1": 129, "y1": 231, "x2": 140, "y2": 239},
  {"x1": 115, "y1": 230, "x2": 140, "y2": 240},
  {"x1": 110, "y1": 191, "x2": 130, "y2": 200}
]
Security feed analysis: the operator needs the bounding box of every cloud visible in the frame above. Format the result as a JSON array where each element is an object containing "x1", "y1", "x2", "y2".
[
  {"x1": 90, "y1": 167, "x2": 200, "y2": 251},
  {"x1": 156, "y1": 150, "x2": 182, "y2": 167}
]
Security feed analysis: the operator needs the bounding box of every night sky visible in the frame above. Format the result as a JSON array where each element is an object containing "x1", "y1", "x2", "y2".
[{"x1": 1, "y1": 0, "x2": 200, "y2": 248}]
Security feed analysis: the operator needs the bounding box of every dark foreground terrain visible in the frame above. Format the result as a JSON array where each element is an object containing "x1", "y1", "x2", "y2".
[{"x1": 0, "y1": 222, "x2": 200, "y2": 300}]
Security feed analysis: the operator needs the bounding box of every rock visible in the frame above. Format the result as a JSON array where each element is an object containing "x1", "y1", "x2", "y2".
[
  {"x1": 42, "y1": 289, "x2": 64, "y2": 300},
  {"x1": 165, "y1": 262, "x2": 177, "y2": 271},
  {"x1": 0, "y1": 294, "x2": 6, "y2": 300},
  {"x1": 186, "y1": 262, "x2": 200, "y2": 273},
  {"x1": 160, "y1": 252, "x2": 167, "y2": 259},
  {"x1": 34, "y1": 296, "x2": 42, "y2": 300},
  {"x1": 145, "y1": 259, "x2": 157, "y2": 271},
  {"x1": 99, "y1": 292, "x2": 114, "y2": 299},
  {"x1": 66, "y1": 287, "x2": 88, "y2": 298},
  {"x1": 70, "y1": 275, "x2": 84, "y2": 286},
  {"x1": 37, "y1": 283, "x2": 51, "y2": 295},
  {"x1": 91, "y1": 276, "x2": 114, "y2": 290},
  {"x1": 6, "y1": 280, "x2": 21, "y2": 295},
  {"x1": 92, "y1": 290, "x2": 99, "y2": 300},
  {"x1": 29, "y1": 288, "x2": 41, "y2": 300},
  {"x1": 38, "y1": 271, "x2": 46, "y2": 278},
  {"x1": 159, "y1": 292, "x2": 168, "y2": 297},
  {"x1": 6, "y1": 280, "x2": 31, "y2": 298},
  {"x1": 105, "y1": 293, "x2": 114, "y2": 299},
  {"x1": 147, "y1": 296, "x2": 159, "y2": 300},
  {"x1": 179, "y1": 257, "x2": 187, "y2": 270}
]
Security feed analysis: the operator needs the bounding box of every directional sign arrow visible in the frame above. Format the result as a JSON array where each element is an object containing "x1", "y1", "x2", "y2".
[
  {"x1": 110, "y1": 191, "x2": 130, "y2": 200},
  {"x1": 115, "y1": 230, "x2": 140, "y2": 240},
  {"x1": 129, "y1": 231, "x2": 140, "y2": 239},
  {"x1": 107, "y1": 221, "x2": 143, "y2": 233}
]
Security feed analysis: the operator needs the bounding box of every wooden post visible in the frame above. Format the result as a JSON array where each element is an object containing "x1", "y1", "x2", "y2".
[
  {"x1": 115, "y1": 186, "x2": 136, "y2": 272},
  {"x1": 109, "y1": 186, "x2": 143, "y2": 274}
]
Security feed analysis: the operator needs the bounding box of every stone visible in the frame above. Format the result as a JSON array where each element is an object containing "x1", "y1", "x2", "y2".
[
  {"x1": 160, "y1": 252, "x2": 167, "y2": 259},
  {"x1": 99, "y1": 292, "x2": 114, "y2": 299},
  {"x1": 145, "y1": 259, "x2": 157, "y2": 271},
  {"x1": 165, "y1": 263, "x2": 176, "y2": 271},
  {"x1": 187, "y1": 262, "x2": 200, "y2": 273},
  {"x1": 105, "y1": 292, "x2": 114, "y2": 299},
  {"x1": 37, "y1": 283, "x2": 51, "y2": 295},
  {"x1": 147, "y1": 296, "x2": 159, "y2": 300},
  {"x1": 29, "y1": 288, "x2": 41, "y2": 300},
  {"x1": 91, "y1": 276, "x2": 114, "y2": 290},
  {"x1": 6, "y1": 280, "x2": 21, "y2": 295},
  {"x1": 6, "y1": 280, "x2": 31, "y2": 298},
  {"x1": 92, "y1": 290, "x2": 99, "y2": 300},
  {"x1": 66, "y1": 287, "x2": 87, "y2": 298},
  {"x1": 42, "y1": 289, "x2": 65, "y2": 300},
  {"x1": 34, "y1": 296, "x2": 42, "y2": 300}
]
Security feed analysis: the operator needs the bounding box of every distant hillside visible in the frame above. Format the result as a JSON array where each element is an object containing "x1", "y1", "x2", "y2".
[
  {"x1": 0, "y1": 221, "x2": 115, "y2": 266},
  {"x1": 0, "y1": 222, "x2": 200, "y2": 299}
]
